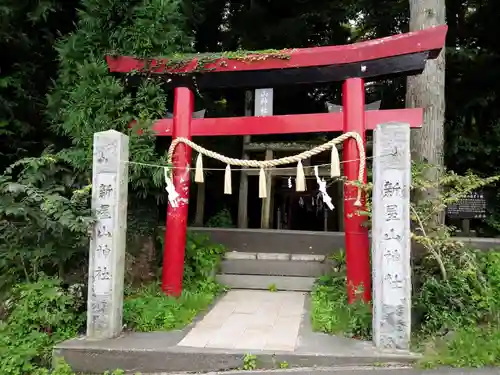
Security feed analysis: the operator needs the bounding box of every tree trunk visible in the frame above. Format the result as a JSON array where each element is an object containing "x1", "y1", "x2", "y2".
[{"x1": 406, "y1": 0, "x2": 446, "y2": 226}]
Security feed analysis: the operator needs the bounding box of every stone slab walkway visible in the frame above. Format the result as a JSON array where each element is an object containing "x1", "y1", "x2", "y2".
[{"x1": 178, "y1": 290, "x2": 306, "y2": 351}]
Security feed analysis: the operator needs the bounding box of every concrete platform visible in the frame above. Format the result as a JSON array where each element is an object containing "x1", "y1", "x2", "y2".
[
  {"x1": 191, "y1": 227, "x2": 500, "y2": 255},
  {"x1": 54, "y1": 290, "x2": 420, "y2": 374}
]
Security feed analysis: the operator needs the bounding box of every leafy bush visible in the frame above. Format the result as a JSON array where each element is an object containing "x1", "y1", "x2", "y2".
[
  {"x1": 0, "y1": 228, "x2": 226, "y2": 374},
  {"x1": 414, "y1": 250, "x2": 500, "y2": 334},
  {"x1": 312, "y1": 163, "x2": 500, "y2": 367},
  {"x1": 183, "y1": 232, "x2": 226, "y2": 287},
  {"x1": 310, "y1": 250, "x2": 372, "y2": 340},
  {"x1": 0, "y1": 255, "x2": 224, "y2": 374},
  {"x1": 407, "y1": 164, "x2": 500, "y2": 352},
  {"x1": 0, "y1": 155, "x2": 93, "y2": 292},
  {"x1": 418, "y1": 325, "x2": 500, "y2": 368},
  {"x1": 157, "y1": 230, "x2": 226, "y2": 289},
  {"x1": 312, "y1": 281, "x2": 372, "y2": 340},
  {"x1": 312, "y1": 248, "x2": 500, "y2": 367},
  {"x1": 205, "y1": 208, "x2": 234, "y2": 228},
  {"x1": 414, "y1": 250, "x2": 500, "y2": 367},
  {"x1": 0, "y1": 276, "x2": 84, "y2": 375}
]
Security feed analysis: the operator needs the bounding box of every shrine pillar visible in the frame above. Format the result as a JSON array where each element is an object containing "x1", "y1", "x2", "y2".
[
  {"x1": 342, "y1": 78, "x2": 371, "y2": 303},
  {"x1": 162, "y1": 87, "x2": 194, "y2": 296}
]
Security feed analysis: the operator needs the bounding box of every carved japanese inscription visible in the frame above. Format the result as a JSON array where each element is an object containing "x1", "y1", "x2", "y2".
[
  {"x1": 94, "y1": 140, "x2": 118, "y2": 166},
  {"x1": 372, "y1": 122, "x2": 411, "y2": 351},
  {"x1": 87, "y1": 130, "x2": 129, "y2": 340},
  {"x1": 91, "y1": 173, "x2": 116, "y2": 296},
  {"x1": 96, "y1": 204, "x2": 112, "y2": 219},
  {"x1": 254, "y1": 88, "x2": 273, "y2": 117},
  {"x1": 96, "y1": 173, "x2": 116, "y2": 203}
]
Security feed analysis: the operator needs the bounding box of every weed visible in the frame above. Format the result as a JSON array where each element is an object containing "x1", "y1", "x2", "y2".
[
  {"x1": 311, "y1": 274, "x2": 372, "y2": 340},
  {"x1": 243, "y1": 354, "x2": 257, "y2": 370},
  {"x1": 279, "y1": 361, "x2": 289, "y2": 369}
]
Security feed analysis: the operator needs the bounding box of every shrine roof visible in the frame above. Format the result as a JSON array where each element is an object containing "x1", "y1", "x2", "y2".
[{"x1": 105, "y1": 25, "x2": 447, "y2": 89}]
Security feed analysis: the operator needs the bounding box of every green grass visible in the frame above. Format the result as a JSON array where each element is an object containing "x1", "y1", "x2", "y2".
[
  {"x1": 416, "y1": 325, "x2": 500, "y2": 368},
  {"x1": 310, "y1": 276, "x2": 371, "y2": 340},
  {"x1": 123, "y1": 281, "x2": 221, "y2": 332}
]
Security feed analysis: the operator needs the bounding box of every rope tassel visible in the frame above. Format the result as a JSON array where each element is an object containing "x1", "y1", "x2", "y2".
[
  {"x1": 224, "y1": 164, "x2": 232, "y2": 195},
  {"x1": 330, "y1": 146, "x2": 341, "y2": 177},
  {"x1": 195, "y1": 153, "x2": 204, "y2": 183},
  {"x1": 259, "y1": 168, "x2": 267, "y2": 198},
  {"x1": 296, "y1": 161, "x2": 306, "y2": 192}
]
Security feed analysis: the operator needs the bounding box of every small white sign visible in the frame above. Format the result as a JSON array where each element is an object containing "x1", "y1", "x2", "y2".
[{"x1": 254, "y1": 88, "x2": 274, "y2": 117}]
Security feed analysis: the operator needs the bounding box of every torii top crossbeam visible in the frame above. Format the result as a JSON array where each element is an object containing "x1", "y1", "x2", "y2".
[
  {"x1": 104, "y1": 25, "x2": 447, "y2": 301},
  {"x1": 106, "y1": 25, "x2": 446, "y2": 89}
]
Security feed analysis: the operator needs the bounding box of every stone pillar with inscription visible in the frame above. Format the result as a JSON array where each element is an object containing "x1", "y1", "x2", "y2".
[
  {"x1": 372, "y1": 122, "x2": 411, "y2": 351},
  {"x1": 87, "y1": 130, "x2": 129, "y2": 339}
]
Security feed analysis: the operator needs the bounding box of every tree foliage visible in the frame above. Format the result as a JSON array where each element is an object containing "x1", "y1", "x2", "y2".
[
  {"x1": 0, "y1": 0, "x2": 77, "y2": 169},
  {"x1": 1, "y1": 0, "x2": 194, "y2": 289},
  {"x1": 49, "y1": 0, "x2": 192, "y2": 177}
]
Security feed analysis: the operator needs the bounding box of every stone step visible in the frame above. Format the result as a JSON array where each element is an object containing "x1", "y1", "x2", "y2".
[
  {"x1": 224, "y1": 251, "x2": 327, "y2": 261},
  {"x1": 55, "y1": 331, "x2": 420, "y2": 374},
  {"x1": 221, "y1": 259, "x2": 331, "y2": 277},
  {"x1": 221, "y1": 252, "x2": 331, "y2": 278},
  {"x1": 216, "y1": 274, "x2": 316, "y2": 291}
]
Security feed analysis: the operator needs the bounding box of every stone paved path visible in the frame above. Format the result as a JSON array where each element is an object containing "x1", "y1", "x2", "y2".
[{"x1": 177, "y1": 290, "x2": 306, "y2": 351}]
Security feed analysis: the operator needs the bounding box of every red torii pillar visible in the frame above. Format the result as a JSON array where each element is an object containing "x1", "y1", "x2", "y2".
[
  {"x1": 162, "y1": 87, "x2": 194, "y2": 296},
  {"x1": 342, "y1": 78, "x2": 370, "y2": 302},
  {"x1": 105, "y1": 24, "x2": 447, "y2": 302}
]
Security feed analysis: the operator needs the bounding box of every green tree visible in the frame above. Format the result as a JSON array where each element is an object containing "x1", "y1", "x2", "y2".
[
  {"x1": 1, "y1": 0, "x2": 195, "y2": 287},
  {"x1": 0, "y1": 0, "x2": 78, "y2": 170},
  {"x1": 406, "y1": 0, "x2": 446, "y2": 226}
]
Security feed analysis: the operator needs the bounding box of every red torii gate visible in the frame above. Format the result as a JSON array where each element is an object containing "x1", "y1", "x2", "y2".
[{"x1": 106, "y1": 25, "x2": 447, "y2": 302}]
